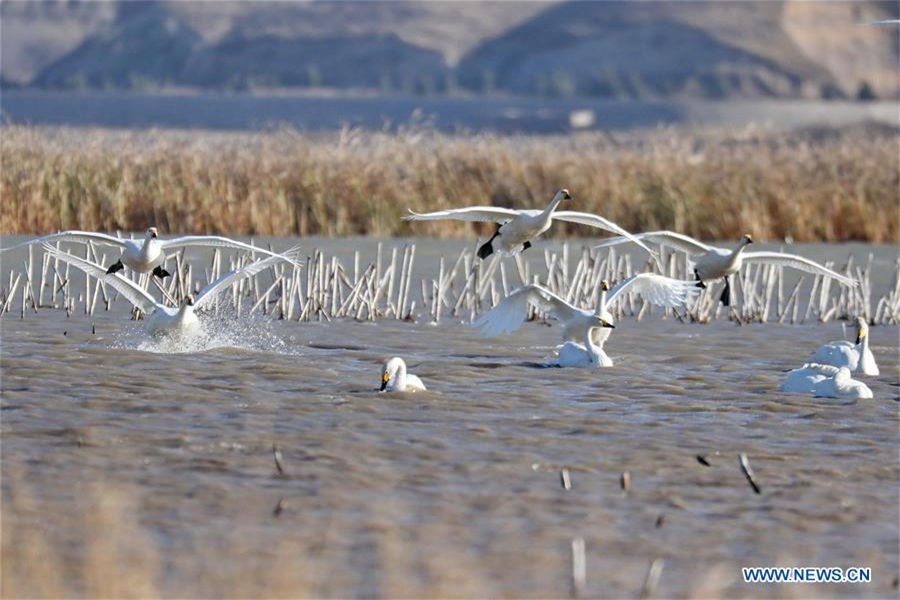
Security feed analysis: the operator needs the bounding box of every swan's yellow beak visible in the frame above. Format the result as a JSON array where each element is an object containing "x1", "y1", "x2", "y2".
[
  {"x1": 597, "y1": 317, "x2": 615, "y2": 329},
  {"x1": 380, "y1": 371, "x2": 390, "y2": 391},
  {"x1": 601, "y1": 279, "x2": 610, "y2": 291},
  {"x1": 149, "y1": 227, "x2": 159, "y2": 238},
  {"x1": 743, "y1": 234, "x2": 753, "y2": 244},
  {"x1": 561, "y1": 188, "x2": 572, "y2": 200}
]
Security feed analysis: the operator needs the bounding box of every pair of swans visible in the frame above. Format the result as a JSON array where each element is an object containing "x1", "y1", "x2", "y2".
[
  {"x1": 475, "y1": 273, "x2": 701, "y2": 367},
  {"x1": 594, "y1": 231, "x2": 857, "y2": 306},
  {"x1": 404, "y1": 188, "x2": 659, "y2": 264},
  {"x1": 43, "y1": 243, "x2": 302, "y2": 338},
  {"x1": 3, "y1": 228, "x2": 302, "y2": 279},
  {"x1": 781, "y1": 317, "x2": 879, "y2": 398}
]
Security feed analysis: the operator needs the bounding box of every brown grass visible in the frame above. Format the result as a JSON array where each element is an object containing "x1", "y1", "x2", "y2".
[{"x1": 1, "y1": 124, "x2": 897, "y2": 242}]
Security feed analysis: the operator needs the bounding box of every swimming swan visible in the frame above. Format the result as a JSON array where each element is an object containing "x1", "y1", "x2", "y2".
[
  {"x1": 474, "y1": 274, "x2": 699, "y2": 366},
  {"x1": 380, "y1": 357, "x2": 426, "y2": 392},
  {"x1": 812, "y1": 367, "x2": 873, "y2": 399},
  {"x1": 808, "y1": 317, "x2": 879, "y2": 376},
  {"x1": 594, "y1": 231, "x2": 856, "y2": 306},
  {"x1": 403, "y1": 189, "x2": 658, "y2": 263},
  {"x1": 43, "y1": 243, "x2": 301, "y2": 336},
  {"x1": 4, "y1": 228, "x2": 302, "y2": 279},
  {"x1": 780, "y1": 363, "x2": 841, "y2": 394}
]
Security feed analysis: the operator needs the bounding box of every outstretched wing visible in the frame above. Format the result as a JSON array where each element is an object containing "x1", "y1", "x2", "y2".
[
  {"x1": 551, "y1": 212, "x2": 660, "y2": 265},
  {"x1": 193, "y1": 246, "x2": 303, "y2": 309},
  {"x1": 402, "y1": 206, "x2": 521, "y2": 224},
  {"x1": 593, "y1": 230, "x2": 713, "y2": 256},
  {"x1": 743, "y1": 251, "x2": 857, "y2": 287},
  {"x1": 159, "y1": 236, "x2": 304, "y2": 267},
  {"x1": 2, "y1": 231, "x2": 127, "y2": 253},
  {"x1": 41, "y1": 243, "x2": 158, "y2": 313},
  {"x1": 474, "y1": 284, "x2": 581, "y2": 337},
  {"x1": 606, "y1": 273, "x2": 702, "y2": 307}
]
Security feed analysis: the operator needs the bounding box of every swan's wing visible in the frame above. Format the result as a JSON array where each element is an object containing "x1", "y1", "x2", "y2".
[
  {"x1": 743, "y1": 252, "x2": 857, "y2": 287},
  {"x1": 193, "y1": 245, "x2": 303, "y2": 309},
  {"x1": 159, "y1": 236, "x2": 304, "y2": 267},
  {"x1": 402, "y1": 206, "x2": 520, "y2": 224},
  {"x1": 41, "y1": 243, "x2": 158, "y2": 313},
  {"x1": 474, "y1": 284, "x2": 579, "y2": 337},
  {"x1": 592, "y1": 230, "x2": 713, "y2": 255},
  {"x1": 2, "y1": 231, "x2": 127, "y2": 253},
  {"x1": 551, "y1": 212, "x2": 661, "y2": 263},
  {"x1": 606, "y1": 273, "x2": 702, "y2": 307}
]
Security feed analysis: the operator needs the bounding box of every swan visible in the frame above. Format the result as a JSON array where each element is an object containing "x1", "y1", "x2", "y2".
[
  {"x1": 380, "y1": 357, "x2": 426, "y2": 392},
  {"x1": 3, "y1": 228, "x2": 302, "y2": 279},
  {"x1": 474, "y1": 274, "x2": 700, "y2": 366},
  {"x1": 594, "y1": 231, "x2": 857, "y2": 306},
  {"x1": 812, "y1": 367, "x2": 874, "y2": 399},
  {"x1": 780, "y1": 363, "x2": 841, "y2": 394},
  {"x1": 403, "y1": 188, "x2": 658, "y2": 263},
  {"x1": 808, "y1": 317, "x2": 879, "y2": 376},
  {"x1": 42, "y1": 242, "x2": 302, "y2": 337}
]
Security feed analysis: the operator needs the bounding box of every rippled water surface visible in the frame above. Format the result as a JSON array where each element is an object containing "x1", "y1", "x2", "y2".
[{"x1": 1, "y1": 238, "x2": 898, "y2": 598}]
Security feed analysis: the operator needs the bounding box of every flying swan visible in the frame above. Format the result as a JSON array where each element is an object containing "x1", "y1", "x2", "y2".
[
  {"x1": 380, "y1": 357, "x2": 426, "y2": 392},
  {"x1": 403, "y1": 188, "x2": 658, "y2": 263},
  {"x1": 3, "y1": 228, "x2": 302, "y2": 279},
  {"x1": 474, "y1": 273, "x2": 701, "y2": 367},
  {"x1": 594, "y1": 231, "x2": 857, "y2": 306},
  {"x1": 43, "y1": 243, "x2": 302, "y2": 337},
  {"x1": 807, "y1": 317, "x2": 879, "y2": 376}
]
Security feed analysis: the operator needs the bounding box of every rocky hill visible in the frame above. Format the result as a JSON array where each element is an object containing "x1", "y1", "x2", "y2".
[{"x1": 2, "y1": 0, "x2": 896, "y2": 99}]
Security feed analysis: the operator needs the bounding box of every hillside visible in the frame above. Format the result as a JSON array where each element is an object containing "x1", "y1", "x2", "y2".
[{"x1": 1, "y1": 0, "x2": 897, "y2": 99}]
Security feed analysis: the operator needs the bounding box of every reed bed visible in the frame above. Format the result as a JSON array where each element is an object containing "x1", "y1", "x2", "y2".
[
  {"x1": 1, "y1": 124, "x2": 897, "y2": 243},
  {"x1": 2, "y1": 241, "x2": 896, "y2": 326}
]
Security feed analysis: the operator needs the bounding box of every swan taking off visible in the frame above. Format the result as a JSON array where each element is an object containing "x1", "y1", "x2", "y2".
[
  {"x1": 812, "y1": 367, "x2": 873, "y2": 399},
  {"x1": 380, "y1": 357, "x2": 426, "y2": 392},
  {"x1": 808, "y1": 317, "x2": 879, "y2": 376},
  {"x1": 595, "y1": 231, "x2": 856, "y2": 306},
  {"x1": 474, "y1": 274, "x2": 700, "y2": 367},
  {"x1": 3, "y1": 228, "x2": 302, "y2": 279},
  {"x1": 403, "y1": 189, "x2": 657, "y2": 263},
  {"x1": 43, "y1": 243, "x2": 302, "y2": 337}
]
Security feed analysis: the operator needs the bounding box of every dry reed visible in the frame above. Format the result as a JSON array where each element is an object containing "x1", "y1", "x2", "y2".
[{"x1": 1, "y1": 124, "x2": 897, "y2": 242}]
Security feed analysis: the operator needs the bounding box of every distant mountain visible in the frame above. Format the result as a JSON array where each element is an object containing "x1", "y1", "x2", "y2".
[{"x1": 2, "y1": 0, "x2": 897, "y2": 99}]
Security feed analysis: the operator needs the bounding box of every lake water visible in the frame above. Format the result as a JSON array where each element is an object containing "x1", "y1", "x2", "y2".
[
  {"x1": 1, "y1": 237, "x2": 898, "y2": 597},
  {"x1": 2, "y1": 90, "x2": 897, "y2": 133}
]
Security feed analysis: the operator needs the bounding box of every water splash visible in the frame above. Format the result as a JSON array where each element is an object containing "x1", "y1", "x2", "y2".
[{"x1": 109, "y1": 310, "x2": 299, "y2": 355}]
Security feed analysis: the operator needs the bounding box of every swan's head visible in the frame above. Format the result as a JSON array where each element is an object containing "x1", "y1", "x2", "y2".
[
  {"x1": 594, "y1": 315, "x2": 615, "y2": 329},
  {"x1": 556, "y1": 188, "x2": 572, "y2": 202},
  {"x1": 600, "y1": 279, "x2": 610, "y2": 292},
  {"x1": 183, "y1": 294, "x2": 195, "y2": 307},
  {"x1": 855, "y1": 316, "x2": 868, "y2": 344},
  {"x1": 381, "y1": 357, "x2": 405, "y2": 391},
  {"x1": 146, "y1": 227, "x2": 159, "y2": 239},
  {"x1": 741, "y1": 234, "x2": 753, "y2": 245}
]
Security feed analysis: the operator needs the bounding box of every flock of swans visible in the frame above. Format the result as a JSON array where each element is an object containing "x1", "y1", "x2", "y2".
[{"x1": 2, "y1": 188, "x2": 880, "y2": 399}]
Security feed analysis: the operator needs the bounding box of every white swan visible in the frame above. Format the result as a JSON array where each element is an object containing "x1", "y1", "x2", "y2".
[
  {"x1": 474, "y1": 274, "x2": 699, "y2": 366},
  {"x1": 812, "y1": 367, "x2": 874, "y2": 399},
  {"x1": 3, "y1": 228, "x2": 302, "y2": 279},
  {"x1": 595, "y1": 231, "x2": 857, "y2": 306},
  {"x1": 42, "y1": 243, "x2": 302, "y2": 337},
  {"x1": 380, "y1": 357, "x2": 426, "y2": 392},
  {"x1": 808, "y1": 317, "x2": 879, "y2": 376},
  {"x1": 780, "y1": 363, "x2": 841, "y2": 394},
  {"x1": 403, "y1": 188, "x2": 658, "y2": 263}
]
